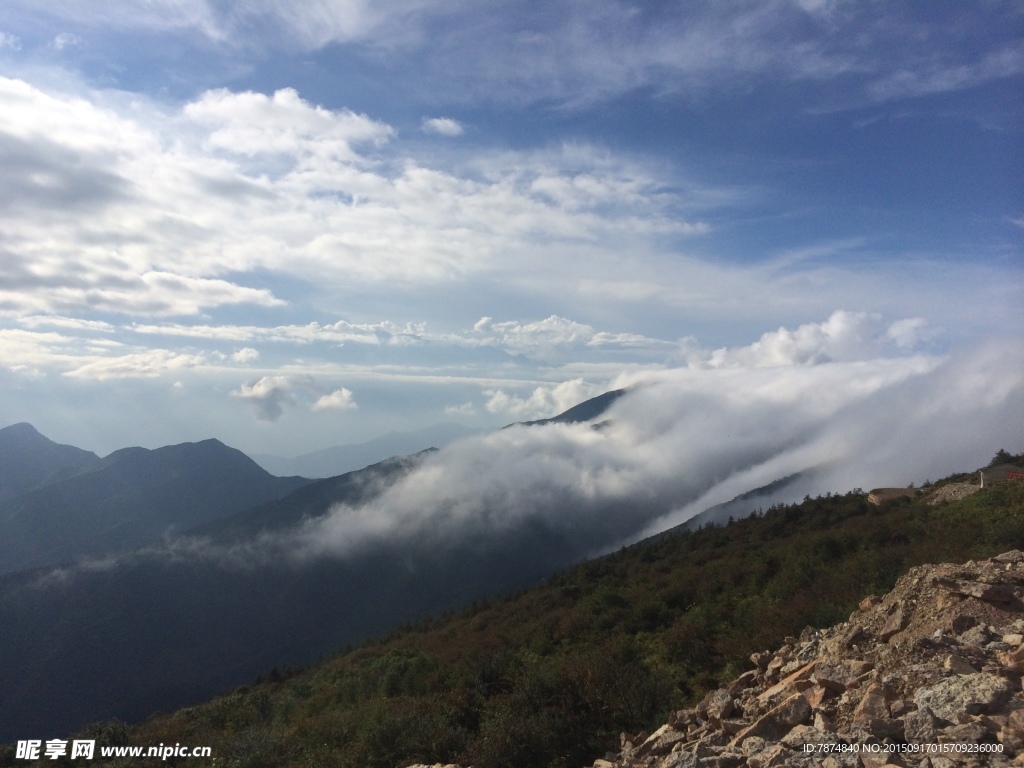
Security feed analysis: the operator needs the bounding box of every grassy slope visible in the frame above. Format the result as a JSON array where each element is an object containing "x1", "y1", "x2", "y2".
[{"x1": 10, "y1": 470, "x2": 1024, "y2": 768}]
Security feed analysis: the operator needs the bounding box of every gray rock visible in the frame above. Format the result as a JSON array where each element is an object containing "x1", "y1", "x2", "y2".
[
  {"x1": 903, "y1": 706, "x2": 940, "y2": 743},
  {"x1": 659, "y1": 752, "x2": 699, "y2": 768},
  {"x1": 958, "y1": 624, "x2": 992, "y2": 648},
  {"x1": 636, "y1": 724, "x2": 689, "y2": 758},
  {"x1": 913, "y1": 673, "x2": 1014, "y2": 723},
  {"x1": 938, "y1": 721, "x2": 986, "y2": 742},
  {"x1": 703, "y1": 688, "x2": 734, "y2": 721},
  {"x1": 780, "y1": 724, "x2": 839, "y2": 748},
  {"x1": 745, "y1": 743, "x2": 788, "y2": 768},
  {"x1": 740, "y1": 736, "x2": 767, "y2": 756}
]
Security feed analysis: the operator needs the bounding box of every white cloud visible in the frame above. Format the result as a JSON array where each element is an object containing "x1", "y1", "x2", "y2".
[
  {"x1": 0, "y1": 328, "x2": 73, "y2": 369},
  {"x1": 19, "y1": 316, "x2": 114, "y2": 332},
  {"x1": 444, "y1": 402, "x2": 475, "y2": 416},
  {"x1": 464, "y1": 315, "x2": 677, "y2": 361},
  {"x1": 231, "y1": 347, "x2": 260, "y2": 363},
  {"x1": 311, "y1": 387, "x2": 357, "y2": 411},
  {"x1": 184, "y1": 87, "x2": 394, "y2": 163},
  {"x1": 0, "y1": 31, "x2": 21, "y2": 50},
  {"x1": 131, "y1": 319, "x2": 417, "y2": 345},
  {"x1": 6, "y1": 3, "x2": 1021, "y2": 115},
  {"x1": 52, "y1": 33, "x2": 82, "y2": 50},
  {"x1": 63, "y1": 350, "x2": 207, "y2": 380},
  {"x1": 867, "y1": 43, "x2": 1024, "y2": 103},
  {"x1": 475, "y1": 315, "x2": 594, "y2": 350},
  {"x1": 704, "y1": 311, "x2": 935, "y2": 368},
  {"x1": 484, "y1": 378, "x2": 601, "y2": 420},
  {"x1": 232, "y1": 375, "x2": 309, "y2": 421},
  {"x1": 4, "y1": 0, "x2": 225, "y2": 40},
  {"x1": 422, "y1": 117, "x2": 464, "y2": 136},
  {"x1": 233, "y1": 374, "x2": 356, "y2": 419},
  {"x1": 0, "y1": 77, "x2": 706, "y2": 320}
]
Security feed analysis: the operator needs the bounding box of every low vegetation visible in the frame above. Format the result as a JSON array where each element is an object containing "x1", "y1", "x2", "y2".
[{"x1": 10, "y1": 454, "x2": 1024, "y2": 768}]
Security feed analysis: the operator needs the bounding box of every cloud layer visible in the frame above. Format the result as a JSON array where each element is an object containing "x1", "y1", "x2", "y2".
[
  {"x1": 269, "y1": 339, "x2": 1024, "y2": 563},
  {"x1": 0, "y1": 77, "x2": 704, "y2": 322}
]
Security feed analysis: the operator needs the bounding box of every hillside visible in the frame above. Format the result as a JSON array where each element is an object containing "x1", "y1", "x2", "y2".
[{"x1": 24, "y1": 458, "x2": 1022, "y2": 768}]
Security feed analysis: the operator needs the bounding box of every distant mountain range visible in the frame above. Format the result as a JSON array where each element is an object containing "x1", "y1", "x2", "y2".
[
  {"x1": 0, "y1": 423, "x2": 310, "y2": 574},
  {"x1": 248, "y1": 422, "x2": 476, "y2": 478}
]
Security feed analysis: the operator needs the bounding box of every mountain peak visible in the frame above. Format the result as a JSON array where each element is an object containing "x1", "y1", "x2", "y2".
[
  {"x1": 0, "y1": 422, "x2": 42, "y2": 439},
  {"x1": 0, "y1": 423, "x2": 100, "y2": 503}
]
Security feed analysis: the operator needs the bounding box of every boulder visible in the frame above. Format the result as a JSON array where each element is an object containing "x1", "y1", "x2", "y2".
[
  {"x1": 732, "y1": 693, "x2": 810, "y2": 744},
  {"x1": 879, "y1": 606, "x2": 908, "y2": 641},
  {"x1": 913, "y1": 673, "x2": 1014, "y2": 723}
]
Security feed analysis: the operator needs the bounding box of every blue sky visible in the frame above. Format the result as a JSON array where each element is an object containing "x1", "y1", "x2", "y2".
[{"x1": 0, "y1": 1, "x2": 1021, "y2": 459}]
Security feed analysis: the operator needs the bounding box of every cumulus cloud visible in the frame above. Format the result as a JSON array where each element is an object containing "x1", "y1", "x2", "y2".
[
  {"x1": 233, "y1": 375, "x2": 356, "y2": 419},
  {"x1": 184, "y1": 87, "x2": 394, "y2": 164},
  {"x1": 704, "y1": 311, "x2": 936, "y2": 368},
  {"x1": 422, "y1": 117, "x2": 464, "y2": 136},
  {"x1": 0, "y1": 77, "x2": 709, "y2": 322},
  {"x1": 230, "y1": 347, "x2": 259, "y2": 363},
  {"x1": 232, "y1": 375, "x2": 307, "y2": 421},
  {"x1": 312, "y1": 387, "x2": 357, "y2": 411}
]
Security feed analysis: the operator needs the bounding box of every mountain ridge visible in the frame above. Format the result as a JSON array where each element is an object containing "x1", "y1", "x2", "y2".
[
  {"x1": 0, "y1": 427, "x2": 311, "y2": 574},
  {"x1": 0, "y1": 422, "x2": 100, "y2": 502}
]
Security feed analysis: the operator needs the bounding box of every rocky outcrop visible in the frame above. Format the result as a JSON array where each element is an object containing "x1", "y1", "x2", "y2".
[
  {"x1": 867, "y1": 489, "x2": 920, "y2": 506},
  {"x1": 926, "y1": 484, "x2": 981, "y2": 506},
  {"x1": 594, "y1": 551, "x2": 1024, "y2": 768}
]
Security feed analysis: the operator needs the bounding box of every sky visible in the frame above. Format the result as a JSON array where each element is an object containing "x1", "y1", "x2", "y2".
[{"x1": 0, "y1": 0, "x2": 1021, "y2": 461}]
